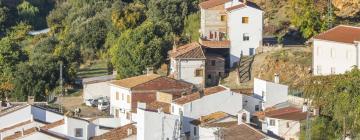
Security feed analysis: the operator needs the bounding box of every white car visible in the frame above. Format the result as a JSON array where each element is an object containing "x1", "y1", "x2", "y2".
[
  {"x1": 98, "y1": 101, "x2": 109, "y2": 111},
  {"x1": 85, "y1": 99, "x2": 94, "y2": 107}
]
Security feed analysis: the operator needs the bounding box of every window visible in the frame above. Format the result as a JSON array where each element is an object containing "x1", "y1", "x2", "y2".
[
  {"x1": 211, "y1": 60, "x2": 216, "y2": 66},
  {"x1": 215, "y1": 32, "x2": 217, "y2": 39},
  {"x1": 242, "y1": 17, "x2": 249, "y2": 24},
  {"x1": 255, "y1": 105, "x2": 259, "y2": 111},
  {"x1": 126, "y1": 112, "x2": 131, "y2": 120},
  {"x1": 193, "y1": 127, "x2": 197, "y2": 136},
  {"x1": 75, "y1": 128, "x2": 83, "y2": 137},
  {"x1": 127, "y1": 128, "x2": 133, "y2": 136},
  {"x1": 220, "y1": 15, "x2": 226, "y2": 21},
  {"x1": 127, "y1": 95, "x2": 130, "y2": 103},
  {"x1": 261, "y1": 91, "x2": 265, "y2": 99},
  {"x1": 317, "y1": 65, "x2": 322, "y2": 74},
  {"x1": 243, "y1": 33, "x2": 250, "y2": 41},
  {"x1": 208, "y1": 74, "x2": 211, "y2": 79},
  {"x1": 269, "y1": 119, "x2": 275, "y2": 126},
  {"x1": 195, "y1": 69, "x2": 203, "y2": 77},
  {"x1": 209, "y1": 31, "x2": 213, "y2": 39},
  {"x1": 116, "y1": 92, "x2": 119, "y2": 100},
  {"x1": 331, "y1": 67, "x2": 336, "y2": 74},
  {"x1": 286, "y1": 122, "x2": 290, "y2": 128}
]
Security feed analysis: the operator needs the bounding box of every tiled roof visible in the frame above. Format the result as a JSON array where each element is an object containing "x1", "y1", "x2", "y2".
[
  {"x1": 0, "y1": 120, "x2": 32, "y2": 132},
  {"x1": 225, "y1": 3, "x2": 246, "y2": 11},
  {"x1": 199, "y1": 0, "x2": 230, "y2": 9},
  {"x1": 265, "y1": 107, "x2": 307, "y2": 121},
  {"x1": 109, "y1": 74, "x2": 161, "y2": 89},
  {"x1": 146, "y1": 101, "x2": 171, "y2": 114},
  {"x1": 170, "y1": 42, "x2": 206, "y2": 59},
  {"x1": 41, "y1": 119, "x2": 64, "y2": 130},
  {"x1": 173, "y1": 86, "x2": 227, "y2": 105},
  {"x1": 200, "y1": 40, "x2": 230, "y2": 48},
  {"x1": 191, "y1": 111, "x2": 232, "y2": 125},
  {"x1": 222, "y1": 124, "x2": 266, "y2": 140},
  {"x1": 91, "y1": 123, "x2": 136, "y2": 140},
  {"x1": 231, "y1": 88, "x2": 254, "y2": 96},
  {"x1": 314, "y1": 25, "x2": 360, "y2": 44},
  {"x1": 225, "y1": 1, "x2": 262, "y2": 11}
]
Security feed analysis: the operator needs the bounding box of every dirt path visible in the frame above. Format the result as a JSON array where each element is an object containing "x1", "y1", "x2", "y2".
[{"x1": 56, "y1": 96, "x2": 108, "y2": 117}]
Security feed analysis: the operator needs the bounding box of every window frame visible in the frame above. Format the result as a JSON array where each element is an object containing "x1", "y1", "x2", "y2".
[
  {"x1": 220, "y1": 15, "x2": 226, "y2": 22},
  {"x1": 127, "y1": 95, "x2": 131, "y2": 103},
  {"x1": 116, "y1": 92, "x2": 119, "y2": 100},
  {"x1": 243, "y1": 33, "x2": 250, "y2": 41},
  {"x1": 75, "y1": 128, "x2": 83, "y2": 137},
  {"x1": 269, "y1": 119, "x2": 276, "y2": 126},
  {"x1": 195, "y1": 69, "x2": 203, "y2": 77},
  {"x1": 242, "y1": 17, "x2": 249, "y2": 24}
]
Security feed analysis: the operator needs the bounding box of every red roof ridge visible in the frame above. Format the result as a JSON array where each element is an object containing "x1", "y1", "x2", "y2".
[
  {"x1": 313, "y1": 25, "x2": 360, "y2": 44},
  {"x1": 199, "y1": 0, "x2": 230, "y2": 9}
]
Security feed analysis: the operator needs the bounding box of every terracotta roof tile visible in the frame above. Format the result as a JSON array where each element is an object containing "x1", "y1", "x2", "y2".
[
  {"x1": 146, "y1": 101, "x2": 171, "y2": 114},
  {"x1": 91, "y1": 123, "x2": 136, "y2": 140},
  {"x1": 225, "y1": 1, "x2": 262, "y2": 11},
  {"x1": 222, "y1": 124, "x2": 266, "y2": 140},
  {"x1": 199, "y1": 0, "x2": 230, "y2": 9},
  {"x1": 109, "y1": 74, "x2": 161, "y2": 89},
  {"x1": 3, "y1": 127, "x2": 38, "y2": 140},
  {"x1": 41, "y1": 119, "x2": 64, "y2": 130},
  {"x1": 191, "y1": 111, "x2": 231, "y2": 125},
  {"x1": 170, "y1": 42, "x2": 206, "y2": 59},
  {"x1": 225, "y1": 3, "x2": 246, "y2": 11},
  {"x1": 173, "y1": 86, "x2": 227, "y2": 105},
  {"x1": 200, "y1": 40, "x2": 230, "y2": 48},
  {"x1": 231, "y1": 88, "x2": 254, "y2": 96},
  {"x1": 265, "y1": 107, "x2": 307, "y2": 121},
  {"x1": 314, "y1": 25, "x2": 360, "y2": 44}
]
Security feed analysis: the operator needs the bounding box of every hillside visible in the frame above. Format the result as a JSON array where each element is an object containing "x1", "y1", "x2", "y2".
[{"x1": 221, "y1": 47, "x2": 312, "y2": 89}]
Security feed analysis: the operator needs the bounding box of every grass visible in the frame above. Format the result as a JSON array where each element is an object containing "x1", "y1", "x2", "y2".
[{"x1": 77, "y1": 60, "x2": 109, "y2": 78}]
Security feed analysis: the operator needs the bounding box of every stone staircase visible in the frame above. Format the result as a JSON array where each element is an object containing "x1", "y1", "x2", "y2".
[{"x1": 237, "y1": 55, "x2": 255, "y2": 83}]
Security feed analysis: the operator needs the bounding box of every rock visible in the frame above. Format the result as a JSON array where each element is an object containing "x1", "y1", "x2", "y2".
[{"x1": 332, "y1": 0, "x2": 360, "y2": 17}]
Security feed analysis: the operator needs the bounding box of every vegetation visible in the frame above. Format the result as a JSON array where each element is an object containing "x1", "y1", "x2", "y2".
[{"x1": 300, "y1": 69, "x2": 360, "y2": 139}]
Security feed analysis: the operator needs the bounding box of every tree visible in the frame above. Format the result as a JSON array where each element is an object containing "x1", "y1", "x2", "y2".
[
  {"x1": 110, "y1": 21, "x2": 172, "y2": 78},
  {"x1": 111, "y1": 1, "x2": 146, "y2": 31},
  {"x1": 146, "y1": 0, "x2": 189, "y2": 34},
  {"x1": 17, "y1": 1, "x2": 40, "y2": 25},
  {"x1": 183, "y1": 12, "x2": 200, "y2": 42}
]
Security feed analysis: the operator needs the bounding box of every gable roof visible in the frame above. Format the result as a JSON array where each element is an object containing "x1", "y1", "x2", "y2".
[
  {"x1": 90, "y1": 123, "x2": 136, "y2": 140},
  {"x1": 314, "y1": 25, "x2": 360, "y2": 44},
  {"x1": 191, "y1": 111, "x2": 234, "y2": 126},
  {"x1": 264, "y1": 107, "x2": 307, "y2": 121},
  {"x1": 109, "y1": 74, "x2": 161, "y2": 89},
  {"x1": 170, "y1": 42, "x2": 206, "y2": 59},
  {"x1": 199, "y1": 0, "x2": 230, "y2": 9},
  {"x1": 200, "y1": 40, "x2": 231, "y2": 48},
  {"x1": 225, "y1": 1, "x2": 262, "y2": 11},
  {"x1": 173, "y1": 86, "x2": 227, "y2": 105},
  {"x1": 222, "y1": 124, "x2": 266, "y2": 140}
]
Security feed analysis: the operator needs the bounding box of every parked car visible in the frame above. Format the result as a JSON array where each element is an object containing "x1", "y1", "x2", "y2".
[
  {"x1": 97, "y1": 97, "x2": 109, "y2": 104},
  {"x1": 98, "y1": 101, "x2": 109, "y2": 111},
  {"x1": 85, "y1": 99, "x2": 98, "y2": 107}
]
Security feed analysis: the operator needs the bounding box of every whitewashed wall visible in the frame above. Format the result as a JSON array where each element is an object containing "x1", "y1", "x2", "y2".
[
  {"x1": 19, "y1": 132, "x2": 62, "y2": 140},
  {"x1": 0, "y1": 105, "x2": 32, "y2": 129},
  {"x1": 227, "y1": 4, "x2": 263, "y2": 65},
  {"x1": 254, "y1": 78, "x2": 288, "y2": 110},
  {"x1": 172, "y1": 89, "x2": 243, "y2": 133},
  {"x1": 277, "y1": 119, "x2": 300, "y2": 140},
  {"x1": 137, "y1": 108, "x2": 180, "y2": 140},
  {"x1": 31, "y1": 106, "x2": 64, "y2": 123},
  {"x1": 83, "y1": 82, "x2": 111, "y2": 101},
  {"x1": 178, "y1": 59, "x2": 205, "y2": 87},
  {"x1": 313, "y1": 39, "x2": 358, "y2": 75},
  {"x1": 109, "y1": 85, "x2": 132, "y2": 126}
]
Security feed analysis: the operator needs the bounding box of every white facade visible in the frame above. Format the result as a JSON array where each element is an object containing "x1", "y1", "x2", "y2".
[
  {"x1": 171, "y1": 89, "x2": 243, "y2": 133},
  {"x1": 265, "y1": 117, "x2": 301, "y2": 140},
  {"x1": 136, "y1": 108, "x2": 180, "y2": 140},
  {"x1": 313, "y1": 39, "x2": 359, "y2": 75},
  {"x1": 83, "y1": 82, "x2": 111, "y2": 101},
  {"x1": 170, "y1": 58, "x2": 205, "y2": 87},
  {"x1": 109, "y1": 85, "x2": 133, "y2": 126},
  {"x1": 225, "y1": 1, "x2": 263, "y2": 65},
  {"x1": 253, "y1": 78, "x2": 288, "y2": 110}
]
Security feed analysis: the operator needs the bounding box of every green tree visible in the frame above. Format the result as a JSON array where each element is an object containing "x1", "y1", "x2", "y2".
[
  {"x1": 110, "y1": 21, "x2": 172, "y2": 78},
  {"x1": 17, "y1": 1, "x2": 40, "y2": 25},
  {"x1": 183, "y1": 12, "x2": 200, "y2": 42},
  {"x1": 111, "y1": 1, "x2": 146, "y2": 31}
]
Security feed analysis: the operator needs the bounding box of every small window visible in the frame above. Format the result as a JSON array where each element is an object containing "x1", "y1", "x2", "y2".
[
  {"x1": 220, "y1": 15, "x2": 226, "y2": 21},
  {"x1": 207, "y1": 74, "x2": 212, "y2": 79},
  {"x1": 255, "y1": 105, "x2": 259, "y2": 111},
  {"x1": 127, "y1": 95, "x2": 130, "y2": 103},
  {"x1": 215, "y1": 32, "x2": 217, "y2": 39},
  {"x1": 75, "y1": 128, "x2": 83, "y2": 137},
  {"x1": 242, "y1": 17, "x2": 249, "y2": 24},
  {"x1": 286, "y1": 122, "x2": 290, "y2": 128},
  {"x1": 193, "y1": 127, "x2": 197, "y2": 136},
  {"x1": 195, "y1": 69, "x2": 203, "y2": 77},
  {"x1": 209, "y1": 31, "x2": 213, "y2": 39},
  {"x1": 317, "y1": 65, "x2": 322, "y2": 75},
  {"x1": 331, "y1": 67, "x2": 336, "y2": 74},
  {"x1": 126, "y1": 112, "x2": 131, "y2": 120},
  {"x1": 243, "y1": 33, "x2": 250, "y2": 41},
  {"x1": 211, "y1": 60, "x2": 216, "y2": 66},
  {"x1": 127, "y1": 128, "x2": 133, "y2": 136},
  {"x1": 261, "y1": 91, "x2": 265, "y2": 99},
  {"x1": 116, "y1": 92, "x2": 119, "y2": 100},
  {"x1": 269, "y1": 119, "x2": 275, "y2": 126}
]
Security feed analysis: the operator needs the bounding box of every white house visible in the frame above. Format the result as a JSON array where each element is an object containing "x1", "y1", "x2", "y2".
[
  {"x1": 258, "y1": 107, "x2": 307, "y2": 140},
  {"x1": 199, "y1": 0, "x2": 263, "y2": 66},
  {"x1": 82, "y1": 75, "x2": 115, "y2": 102},
  {"x1": 313, "y1": 25, "x2": 360, "y2": 75},
  {"x1": 171, "y1": 86, "x2": 244, "y2": 135},
  {"x1": 108, "y1": 74, "x2": 193, "y2": 126}
]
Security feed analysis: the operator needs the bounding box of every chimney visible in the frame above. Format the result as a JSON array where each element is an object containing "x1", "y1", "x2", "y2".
[
  {"x1": 127, "y1": 128, "x2": 133, "y2": 136},
  {"x1": 146, "y1": 67, "x2": 154, "y2": 75},
  {"x1": 199, "y1": 90, "x2": 205, "y2": 98},
  {"x1": 302, "y1": 102, "x2": 308, "y2": 112},
  {"x1": 274, "y1": 73, "x2": 280, "y2": 84}
]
